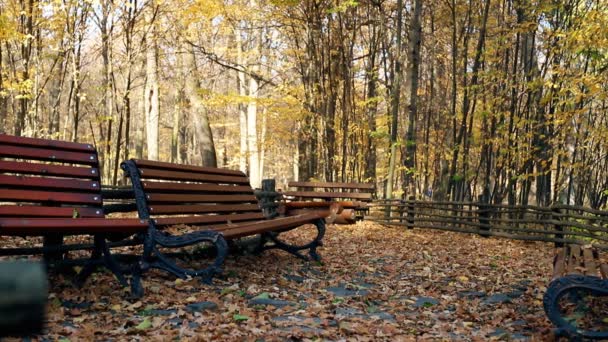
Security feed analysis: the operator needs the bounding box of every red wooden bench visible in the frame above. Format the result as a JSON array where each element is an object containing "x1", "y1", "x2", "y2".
[
  {"x1": 281, "y1": 181, "x2": 375, "y2": 223},
  {"x1": 0, "y1": 134, "x2": 148, "y2": 291},
  {"x1": 120, "y1": 159, "x2": 326, "y2": 285}
]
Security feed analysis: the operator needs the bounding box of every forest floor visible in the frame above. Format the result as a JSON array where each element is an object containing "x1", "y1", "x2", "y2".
[{"x1": 9, "y1": 222, "x2": 559, "y2": 341}]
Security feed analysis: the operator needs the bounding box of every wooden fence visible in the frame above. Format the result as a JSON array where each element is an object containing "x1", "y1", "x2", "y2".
[{"x1": 367, "y1": 200, "x2": 608, "y2": 250}]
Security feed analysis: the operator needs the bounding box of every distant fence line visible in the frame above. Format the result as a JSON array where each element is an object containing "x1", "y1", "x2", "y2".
[{"x1": 366, "y1": 200, "x2": 608, "y2": 250}]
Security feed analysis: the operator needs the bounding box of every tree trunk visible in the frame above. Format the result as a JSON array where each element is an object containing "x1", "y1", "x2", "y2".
[
  {"x1": 183, "y1": 47, "x2": 217, "y2": 167},
  {"x1": 386, "y1": 0, "x2": 404, "y2": 199},
  {"x1": 144, "y1": 5, "x2": 159, "y2": 160},
  {"x1": 403, "y1": 0, "x2": 423, "y2": 196},
  {"x1": 235, "y1": 26, "x2": 248, "y2": 174}
]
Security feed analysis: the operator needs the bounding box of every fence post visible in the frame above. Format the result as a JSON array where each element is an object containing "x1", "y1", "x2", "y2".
[
  {"x1": 261, "y1": 179, "x2": 277, "y2": 218},
  {"x1": 552, "y1": 207, "x2": 563, "y2": 248},
  {"x1": 398, "y1": 198, "x2": 405, "y2": 223},
  {"x1": 477, "y1": 194, "x2": 490, "y2": 237},
  {"x1": 406, "y1": 196, "x2": 415, "y2": 229}
]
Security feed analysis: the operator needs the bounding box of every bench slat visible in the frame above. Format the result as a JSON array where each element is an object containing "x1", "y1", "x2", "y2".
[
  {"x1": 288, "y1": 181, "x2": 375, "y2": 190},
  {"x1": 0, "y1": 161, "x2": 99, "y2": 179},
  {"x1": 0, "y1": 206, "x2": 103, "y2": 218},
  {"x1": 149, "y1": 203, "x2": 260, "y2": 215},
  {"x1": 567, "y1": 245, "x2": 582, "y2": 275},
  {"x1": 582, "y1": 247, "x2": 597, "y2": 276},
  {"x1": 553, "y1": 248, "x2": 567, "y2": 279},
  {"x1": 0, "y1": 145, "x2": 98, "y2": 165},
  {"x1": 138, "y1": 168, "x2": 249, "y2": 185},
  {"x1": 601, "y1": 263, "x2": 608, "y2": 279},
  {"x1": 143, "y1": 182, "x2": 253, "y2": 194},
  {"x1": 0, "y1": 175, "x2": 100, "y2": 192},
  {"x1": 283, "y1": 191, "x2": 372, "y2": 200},
  {"x1": 146, "y1": 194, "x2": 257, "y2": 203},
  {"x1": 215, "y1": 213, "x2": 320, "y2": 239},
  {"x1": 0, "y1": 189, "x2": 101, "y2": 205},
  {"x1": 154, "y1": 212, "x2": 265, "y2": 227},
  {"x1": 0, "y1": 134, "x2": 95, "y2": 152},
  {"x1": 133, "y1": 159, "x2": 245, "y2": 176},
  {"x1": 0, "y1": 218, "x2": 146, "y2": 235}
]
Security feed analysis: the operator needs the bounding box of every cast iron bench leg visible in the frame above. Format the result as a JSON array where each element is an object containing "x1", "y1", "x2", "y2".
[
  {"x1": 130, "y1": 223, "x2": 228, "y2": 297},
  {"x1": 255, "y1": 219, "x2": 325, "y2": 262},
  {"x1": 74, "y1": 235, "x2": 128, "y2": 288}
]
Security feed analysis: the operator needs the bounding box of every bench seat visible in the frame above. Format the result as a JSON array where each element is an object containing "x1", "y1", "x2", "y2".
[{"x1": 0, "y1": 218, "x2": 146, "y2": 235}]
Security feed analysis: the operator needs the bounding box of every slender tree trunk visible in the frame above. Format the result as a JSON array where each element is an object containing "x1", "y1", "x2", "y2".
[
  {"x1": 0, "y1": 40, "x2": 6, "y2": 133},
  {"x1": 403, "y1": 0, "x2": 423, "y2": 196},
  {"x1": 144, "y1": 5, "x2": 159, "y2": 160},
  {"x1": 386, "y1": 0, "x2": 404, "y2": 199},
  {"x1": 235, "y1": 26, "x2": 248, "y2": 173},
  {"x1": 183, "y1": 47, "x2": 217, "y2": 167},
  {"x1": 15, "y1": 0, "x2": 35, "y2": 136},
  {"x1": 99, "y1": 0, "x2": 114, "y2": 180}
]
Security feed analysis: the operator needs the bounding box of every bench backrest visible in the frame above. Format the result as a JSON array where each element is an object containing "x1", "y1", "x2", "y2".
[
  {"x1": 284, "y1": 181, "x2": 375, "y2": 202},
  {"x1": 123, "y1": 159, "x2": 265, "y2": 228},
  {"x1": 0, "y1": 134, "x2": 104, "y2": 219}
]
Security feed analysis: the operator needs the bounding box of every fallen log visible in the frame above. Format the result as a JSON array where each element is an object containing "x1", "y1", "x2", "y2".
[{"x1": 332, "y1": 209, "x2": 356, "y2": 225}]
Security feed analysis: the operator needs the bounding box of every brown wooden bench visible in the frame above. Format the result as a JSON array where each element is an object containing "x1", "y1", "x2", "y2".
[
  {"x1": 0, "y1": 134, "x2": 148, "y2": 291},
  {"x1": 281, "y1": 181, "x2": 375, "y2": 223},
  {"x1": 120, "y1": 159, "x2": 326, "y2": 286},
  {"x1": 543, "y1": 244, "x2": 608, "y2": 339}
]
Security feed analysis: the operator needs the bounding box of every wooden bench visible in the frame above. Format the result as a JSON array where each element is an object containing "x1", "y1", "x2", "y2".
[
  {"x1": 0, "y1": 134, "x2": 148, "y2": 291},
  {"x1": 543, "y1": 244, "x2": 608, "y2": 339},
  {"x1": 120, "y1": 159, "x2": 326, "y2": 286},
  {"x1": 281, "y1": 181, "x2": 375, "y2": 223}
]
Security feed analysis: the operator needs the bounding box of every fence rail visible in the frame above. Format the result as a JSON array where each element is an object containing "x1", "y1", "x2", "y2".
[{"x1": 367, "y1": 200, "x2": 608, "y2": 250}]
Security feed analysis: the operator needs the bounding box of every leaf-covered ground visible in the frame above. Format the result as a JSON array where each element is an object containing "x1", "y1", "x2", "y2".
[{"x1": 9, "y1": 222, "x2": 560, "y2": 341}]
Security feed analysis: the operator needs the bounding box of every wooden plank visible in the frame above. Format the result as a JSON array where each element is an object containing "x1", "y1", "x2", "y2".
[
  {"x1": 600, "y1": 263, "x2": 608, "y2": 279},
  {"x1": 567, "y1": 245, "x2": 582, "y2": 275},
  {"x1": 0, "y1": 218, "x2": 146, "y2": 235},
  {"x1": 552, "y1": 248, "x2": 567, "y2": 279},
  {"x1": 143, "y1": 181, "x2": 253, "y2": 194},
  {"x1": 288, "y1": 181, "x2": 375, "y2": 190},
  {"x1": 285, "y1": 201, "x2": 334, "y2": 209},
  {"x1": 0, "y1": 189, "x2": 102, "y2": 205},
  {"x1": 0, "y1": 206, "x2": 103, "y2": 218},
  {"x1": 0, "y1": 161, "x2": 99, "y2": 179},
  {"x1": 282, "y1": 191, "x2": 372, "y2": 200},
  {"x1": 582, "y1": 247, "x2": 597, "y2": 276},
  {"x1": 216, "y1": 212, "x2": 321, "y2": 239},
  {"x1": 149, "y1": 203, "x2": 260, "y2": 215},
  {"x1": 0, "y1": 134, "x2": 94, "y2": 152},
  {"x1": 335, "y1": 200, "x2": 369, "y2": 208},
  {"x1": 334, "y1": 209, "x2": 357, "y2": 224},
  {"x1": 133, "y1": 159, "x2": 245, "y2": 176},
  {"x1": 0, "y1": 145, "x2": 98, "y2": 165},
  {"x1": 287, "y1": 200, "x2": 368, "y2": 209},
  {"x1": 146, "y1": 193, "x2": 257, "y2": 203},
  {"x1": 0, "y1": 175, "x2": 100, "y2": 192},
  {"x1": 154, "y1": 212, "x2": 265, "y2": 226},
  {"x1": 138, "y1": 168, "x2": 249, "y2": 184},
  {"x1": 286, "y1": 208, "x2": 334, "y2": 221}
]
